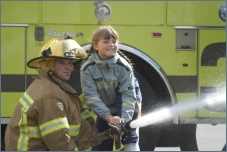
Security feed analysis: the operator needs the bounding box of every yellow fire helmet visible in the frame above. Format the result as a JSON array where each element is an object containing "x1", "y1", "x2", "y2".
[{"x1": 27, "y1": 36, "x2": 87, "y2": 72}]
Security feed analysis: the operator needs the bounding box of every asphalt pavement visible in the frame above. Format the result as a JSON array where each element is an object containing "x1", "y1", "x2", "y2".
[{"x1": 154, "y1": 124, "x2": 226, "y2": 151}]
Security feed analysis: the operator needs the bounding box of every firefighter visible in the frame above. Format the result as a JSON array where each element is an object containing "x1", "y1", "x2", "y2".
[{"x1": 4, "y1": 36, "x2": 100, "y2": 151}]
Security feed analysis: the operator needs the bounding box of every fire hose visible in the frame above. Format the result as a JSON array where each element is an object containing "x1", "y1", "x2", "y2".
[{"x1": 92, "y1": 120, "x2": 135, "y2": 150}]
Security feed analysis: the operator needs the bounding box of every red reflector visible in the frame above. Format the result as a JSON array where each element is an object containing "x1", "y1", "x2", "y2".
[{"x1": 152, "y1": 32, "x2": 162, "y2": 37}]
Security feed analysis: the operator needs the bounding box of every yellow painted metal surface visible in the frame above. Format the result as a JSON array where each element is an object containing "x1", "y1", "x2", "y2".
[
  {"x1": 167, "y1": 1, "x2": 226, "y2": 26},
  {"x1": 42, "y1": 2, "x2": 96, "y2": 24},
  {"x1": 177, "y1": 93, "x2": 197, "y2": 117},
  {"x1": 2, "y1": 27, "x2": 25, "y2": 74},
  {"x1": 41, "y1": 1, "x2": 165, "y2": 25},
  {"x1": 1, "y1": 93, "x2": 23, "y2": 117},
  {"x1": 2, "y1": 2, "x2": 39, "y2": 24},
  {"x1": 198, "y1": 30, "x2": 226, "y2": 118},
  {"x1": 1, "y1": 27, "x2": 26, "y2": 118},
  {"x1": 114, "y1": 25, "x2": 197, "y2": 76},
  {"x1": 104, "y1": 1, "x2": 165, "y2": 25}
]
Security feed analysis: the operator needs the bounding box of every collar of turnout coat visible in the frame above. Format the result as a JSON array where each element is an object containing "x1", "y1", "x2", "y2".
[{"x1": 38, "y1": 68, "x2": 77, "y2": 95}]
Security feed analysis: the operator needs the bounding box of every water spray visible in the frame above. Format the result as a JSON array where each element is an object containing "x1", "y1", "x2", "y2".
[
  {"x1": 92, "y1": 90, "x2": 225, "y2": 147},
  {"x1": 130, "y1": 89, "x2": 226, "y2": 129}
]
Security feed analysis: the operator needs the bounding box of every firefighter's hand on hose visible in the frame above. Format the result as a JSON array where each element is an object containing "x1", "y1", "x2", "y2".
[
  {"x1": 90, "y1": 129, "x2": 102, "y2": 147},
  {"x1": 109, "y1": 126, "x2": 123, "y2": 150},
  {"x1": 111, "y1": 132, "x2": 123, "y2": 141},
  {"x1": 105, "y1": 115, "x2": 124, "y2": 125}
]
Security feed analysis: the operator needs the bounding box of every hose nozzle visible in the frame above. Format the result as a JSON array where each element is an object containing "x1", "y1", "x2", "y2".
[
  {"x1": 121, "y1": 119, "x2": 135, "y2": 132},
  {"x1": 92, "y1": 120, "x2": 135, "y2": 144}
]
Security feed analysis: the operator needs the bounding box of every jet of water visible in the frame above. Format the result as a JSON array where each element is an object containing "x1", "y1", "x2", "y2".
[{"x1": 130, "y1": 90, "x2": 226, "y2": 129}]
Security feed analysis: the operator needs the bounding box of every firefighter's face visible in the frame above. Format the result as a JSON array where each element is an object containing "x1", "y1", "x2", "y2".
[
  {"x1": 53, "y1": 59, "x2": 73, "y2": 81},
  {"x1": 94, "y1": 36, "x2": 118, "y2": 60}
]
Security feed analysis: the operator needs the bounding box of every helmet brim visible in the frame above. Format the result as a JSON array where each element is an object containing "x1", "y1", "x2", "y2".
[{"x1": 27, "y1": 56, "x2": 80, "y2": 69}]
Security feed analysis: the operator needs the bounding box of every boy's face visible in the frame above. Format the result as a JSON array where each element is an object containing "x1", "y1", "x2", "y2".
[{"x1": 54, "y1": 59, "x2": 73, "y2": 81}]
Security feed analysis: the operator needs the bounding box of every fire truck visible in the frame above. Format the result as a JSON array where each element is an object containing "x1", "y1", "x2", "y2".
[{"x1": 1, "y1": 1, "x2": 226, "y2": 150}]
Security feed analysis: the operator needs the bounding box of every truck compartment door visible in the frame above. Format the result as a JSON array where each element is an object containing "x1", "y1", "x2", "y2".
[{"x1": 1, "y1": 25, "x2": 27, "y2": 117}]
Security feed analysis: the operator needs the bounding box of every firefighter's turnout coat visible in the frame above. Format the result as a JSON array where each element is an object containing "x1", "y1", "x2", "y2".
[
  {"x1": 5, "y1": 68, "x2": 96, "y2": 151},
  {"x1": 80, "y1": 52, "x2": 137, "y2": 122}
]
